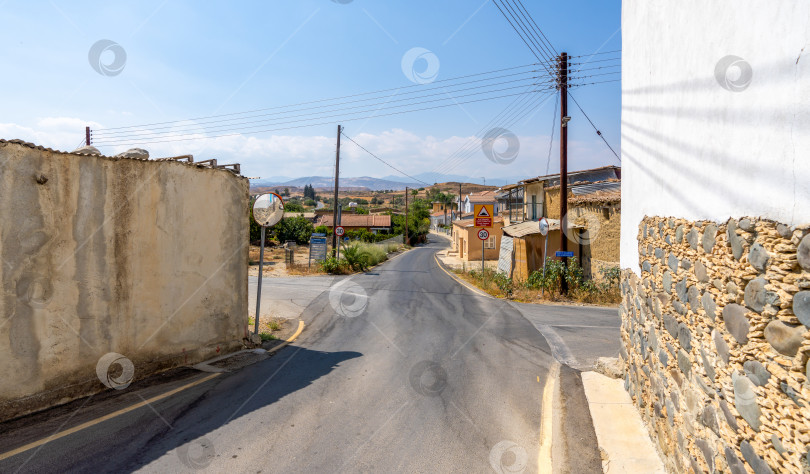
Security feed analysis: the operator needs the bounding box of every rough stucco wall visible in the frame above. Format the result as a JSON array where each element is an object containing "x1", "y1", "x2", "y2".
[
  {"x1": 573, "y1": 204, "x2": 621, "y2": 266},
  {"x1": 621, "y1": 216, "x2": 810, "y2": 473},
  {"x1": 620, "y1": 1, "x2": 810, "y2": 272},
  {"x1": 0, "y1": 142, "x2": 248, "y2": 420}
]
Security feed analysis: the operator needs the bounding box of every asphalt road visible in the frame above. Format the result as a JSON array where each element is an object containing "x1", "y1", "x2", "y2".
[{"x1": 0, "y1": 238, "x2": 619, "y2": 473}]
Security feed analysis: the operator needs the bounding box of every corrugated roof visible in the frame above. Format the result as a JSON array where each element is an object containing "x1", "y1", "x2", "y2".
[
  {"x1": 318, "y1": 215, "x2": 392, "y2": 227},
  {"x1": 521, "y1": 165, "x2": 620, "y2": 185},
  {"x1": 570, "y1": 180, "x2": 621, "y2": 195},
  {"x1": 502, "y1": 219, "x2": 585, "y2": 237},
  {"x1": 466, "y1": 190, "x2": 498, "y2": 203}
]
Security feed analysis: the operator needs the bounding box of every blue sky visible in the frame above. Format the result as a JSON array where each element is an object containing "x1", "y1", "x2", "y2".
[{"x1": 0, "y1": 0, "x2": 621, "y2": 183}]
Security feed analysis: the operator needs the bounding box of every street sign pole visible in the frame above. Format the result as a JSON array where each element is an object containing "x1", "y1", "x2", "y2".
[
  {"x1": 255, "y1": 225, "x2": 265, "y2": 336},
  {"x1": 252, "y1": 192, "x2": 285, "y2": 340},
  {"x1": 482, "y1": 238, "x2": 485, "y2": 272},
  {"x1": 542, "y1": 234, "x2": 548, "y2": 298}
]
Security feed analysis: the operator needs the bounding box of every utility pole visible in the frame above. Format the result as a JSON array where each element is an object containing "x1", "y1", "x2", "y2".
[
  {"x1": 404, "y1": 186, "x2": 409, "y2": 245},
  {"x1": 85, "y1": 126, "x2": 91, "y2": 146},
  {"x1": 332, "y1": 125, "x2": 342, "y2": 257},
  {"x1": 559, "y1": 52, "x2": 570, "y2": 294},
  {"x1": 458, "y1": 183, "x2": 462, "y2": 214}
]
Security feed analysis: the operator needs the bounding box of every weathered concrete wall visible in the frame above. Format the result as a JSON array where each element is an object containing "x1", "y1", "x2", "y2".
[
  {"x1": 0, "y1": 140, "x2": 249, "y2": 420},
  {"x1": 620, "y1": 216, "x2": 810, "y2": 472}
]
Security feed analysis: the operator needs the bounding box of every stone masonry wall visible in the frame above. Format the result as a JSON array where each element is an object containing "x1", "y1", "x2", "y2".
[{"x1": 620, "y1": 216, "x2": 810, "y2": 473}]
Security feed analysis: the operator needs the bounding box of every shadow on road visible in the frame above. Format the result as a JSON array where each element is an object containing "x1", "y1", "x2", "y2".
[{"x1": 0, "y1": 346, "x2": 362, "y2": 473}]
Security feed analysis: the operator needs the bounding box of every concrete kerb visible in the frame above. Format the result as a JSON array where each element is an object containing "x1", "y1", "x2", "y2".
[
  {"x1": 194, "y1": 320, "x2": 305, "y2": 373},
  {"x1": 580, "y1": 371, "x2": 666, "y2": 473}
]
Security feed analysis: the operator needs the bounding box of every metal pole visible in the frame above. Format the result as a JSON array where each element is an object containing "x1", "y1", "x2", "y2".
[
  {"x1": 332, "y1": 125, "x2": 342, "y2": 257},
  {"x1": 254, "y1": 226, "x2": 266, "y2": 336},
  {"x1": 481, "y1": 240, "x2": 485, "y2": 272},
  {"x1": 542, "y1": 234, "x2": 548, "y2": 297},
  {"x1": 559, "y1": 52, "x2": 570, "y2": 294},
  {"x1": 405, "y1": 186, "x2": 409, "y2": 245},
  {"x1": 85, "y1": 126, "x2": 91, "y2": 146}
]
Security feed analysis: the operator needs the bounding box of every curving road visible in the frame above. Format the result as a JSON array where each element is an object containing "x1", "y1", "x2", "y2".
[{"x1": 0, "y1": 237, "x2": 618, "y2": 473}]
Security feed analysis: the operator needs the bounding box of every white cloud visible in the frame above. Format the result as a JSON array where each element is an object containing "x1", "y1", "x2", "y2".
[{"x1": 0, "y1": 118, "x2": 618, "y2": 181}]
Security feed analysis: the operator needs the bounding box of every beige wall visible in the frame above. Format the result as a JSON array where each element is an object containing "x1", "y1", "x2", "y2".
[
  {"x1": 0, "y1": 141, "x2": 248, "y2": 421},
  {"x1": 453, "y1": 222, "x2": 503, "y2": 262}
]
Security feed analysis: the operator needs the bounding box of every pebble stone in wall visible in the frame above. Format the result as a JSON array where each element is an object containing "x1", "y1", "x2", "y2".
[{"x1": 623, "y1": 217, "x2": 810, "y2": 473}]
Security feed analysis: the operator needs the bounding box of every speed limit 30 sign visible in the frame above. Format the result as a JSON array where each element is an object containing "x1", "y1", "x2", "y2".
[
  {"x1": 335, "y1": 226, "x2": 346, "y2": 237},
  {"x1": 477, "y1": 228, "x2": 490, "y2": 241}
]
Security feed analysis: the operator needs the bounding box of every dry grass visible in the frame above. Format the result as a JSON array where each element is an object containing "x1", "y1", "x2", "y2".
[{"x1": 453, "y1": 269, "x2": 621, "y2": 307}]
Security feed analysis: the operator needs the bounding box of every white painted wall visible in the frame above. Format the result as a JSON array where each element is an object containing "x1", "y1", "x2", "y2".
[{"x1": 621, "y1": 1, "x2": 810, "y2": 271}]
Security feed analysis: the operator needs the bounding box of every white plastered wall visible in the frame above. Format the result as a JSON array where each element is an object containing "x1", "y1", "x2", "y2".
[{"x1": 621, "y1": 0, "x2": 810, "y2": 271}]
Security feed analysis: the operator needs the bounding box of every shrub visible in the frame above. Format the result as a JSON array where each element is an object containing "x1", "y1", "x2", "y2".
[{"x1": 273, "y1": 216, "x2": 314, "y2": 244}]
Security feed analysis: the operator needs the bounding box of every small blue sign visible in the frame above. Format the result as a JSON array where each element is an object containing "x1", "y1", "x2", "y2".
[
  {"x1": 312, "y1": 233, "x2": 326, "y2": 237},
  {"x1": 555, "y1": 251, "x2": 574, "y2": 258}
]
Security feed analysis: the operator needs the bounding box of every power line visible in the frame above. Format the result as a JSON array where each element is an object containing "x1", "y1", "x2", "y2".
[
  {"x1": 93, "y1": 82, "x2": 557, "y2": 146},
  {"x1": 94, "y1": 75, "x2": 553, "y2": 141},
  {"x1": 567, "y1": 90, "x2": 620, "y2": 162},
  {"x1": 93, "y1": 87, "x2": 558, "y2": 148},
  {"x1": 95, "y1": 63, "x2": 546, "y2": 133},
  {"x1": 340, "y1": 131, "x2": 431, "y2": 186},
  {"x1": 545, "y1": 93, "x2": 559, "y2": 175}
]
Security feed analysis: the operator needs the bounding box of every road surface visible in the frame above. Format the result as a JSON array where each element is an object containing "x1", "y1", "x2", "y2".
[{"x1": 0, "y1": 237, "x2": 619, "y2": 473}]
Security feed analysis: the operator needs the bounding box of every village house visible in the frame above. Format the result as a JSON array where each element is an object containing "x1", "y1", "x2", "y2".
[
  {"x1": 460, "y1": 190, "x2": 499, "y2": 215},
  {"x1": 450, "y1": 216, "x2": 504, "y2": 261},
  {"x1": 317, "y1": 214, "x2": 392, "y2": 234},
  {"x1": 496, "y1": 166, "x2": 621, "y2": 281}
]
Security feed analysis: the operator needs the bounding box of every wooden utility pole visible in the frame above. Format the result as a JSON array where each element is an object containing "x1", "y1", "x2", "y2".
[
  {"x1": 85, "y1": 126, "x2": 91, "y2": 146},
  {"x1": 404, "y1": 186, "x2": 409, "y2": 245},
  {"x1": 559, "y1": 53, "x2": 570, "y2": 294},
  {"x1": 332, "y1": 125, "x2": 342, "y2": 257}
]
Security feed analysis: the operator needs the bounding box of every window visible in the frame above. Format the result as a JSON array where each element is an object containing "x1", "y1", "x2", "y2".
[{"x1": 485, "y1": 236, "x2": 496, "y2": 249}]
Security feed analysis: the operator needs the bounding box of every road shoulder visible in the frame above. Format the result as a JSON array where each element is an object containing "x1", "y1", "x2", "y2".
[{"x1": 581, "y1": 371, "x2": 666, "y2": 473}]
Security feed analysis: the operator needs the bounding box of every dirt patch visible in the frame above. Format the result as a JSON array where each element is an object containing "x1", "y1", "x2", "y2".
[{"x1": 248, "y1": 244, "x2": 328, "y2": 277}]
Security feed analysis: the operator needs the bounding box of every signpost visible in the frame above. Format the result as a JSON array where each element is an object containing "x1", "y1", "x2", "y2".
[
  {"x1": 478, "y1": 228, "x2": 489, "y2": 271},
  {"x1": 474, "y1": 204, "x2": 494, "y2": 272},
  {"x1": 309, "y1": 233, "x2": 327, "y2": 269},
  {"x1": 252, "y1": 193, "x2": 285, "y2": 338},
  {"x1": 335, "y1": 226, "x2": 345, "y2": 260},
  {"x1": 539, "y1": 217, "x2": 549, "y2": 298}
]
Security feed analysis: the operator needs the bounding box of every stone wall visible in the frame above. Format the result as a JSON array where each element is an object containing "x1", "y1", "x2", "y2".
[
  {"x1": 620, "y1": 216, "x2": 810, "y2": 473},
  {"x1": 0, "y1": 140, "x2": 249, "y2": 421}
]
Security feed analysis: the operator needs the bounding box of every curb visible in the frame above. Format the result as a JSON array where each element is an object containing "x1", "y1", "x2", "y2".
[
  {"x1": 266, "y1": 319, "x2": 305, "y2": 354},
  {"x1": 432, "y1": 253, "x2": 494, "y2": 299}
]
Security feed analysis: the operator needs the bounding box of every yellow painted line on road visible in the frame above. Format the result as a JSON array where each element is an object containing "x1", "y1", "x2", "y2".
[
  {"x1": 267, "y1": 320, "x2": 305, "y2": 354},
  {"x1": 0, "y1": 373, "x2": 221, "y2": 462},
  {"x1": 432, "y1": 254, "x2": 493, "y2": 299},
  {"x1": 538, "y1": 361, "x2": 560, "y2": 474}
]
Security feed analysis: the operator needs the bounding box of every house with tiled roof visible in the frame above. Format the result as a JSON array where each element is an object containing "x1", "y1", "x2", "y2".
[
  {"x1": 460, "y1": 190, "x2": 499, "y2": 215},
  {"x1": 317, "y1": 214, "x2": 392, "y2": 234}
]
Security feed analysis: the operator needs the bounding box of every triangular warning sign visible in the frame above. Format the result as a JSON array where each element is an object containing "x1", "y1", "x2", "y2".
[{"x1": 477, "y1": 206, "x2": 490, "y2": 217}]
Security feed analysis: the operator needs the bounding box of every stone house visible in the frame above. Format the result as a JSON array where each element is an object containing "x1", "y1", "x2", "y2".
[
  {"x1": 499, "y1": 219, "x2": 585, "y2": 282},
  {"x1": 620, "y1": 2, "x2": 810, "y2": 472}
]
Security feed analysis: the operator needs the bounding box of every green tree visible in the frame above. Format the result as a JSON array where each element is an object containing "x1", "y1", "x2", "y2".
[
  {"x1": 272, "y1": 216, "x2": 314, "y2": 244},
  {"x1": 356, "y1": 207, "x2": 369, "y2": 215},
  {"x1": 283, "y1": 187, "x2": 290, "y2": 197},
  {"x1": 285, "y1": 201, "x2": 305, "y2": 212}
]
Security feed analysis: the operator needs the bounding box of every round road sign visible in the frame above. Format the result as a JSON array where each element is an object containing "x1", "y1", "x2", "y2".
[
  {"x1": 539, "y1": 217, "x2": 549, "y2": 236},
  {"x1": 335, "y1": 226, "x2": 346, "y2": 237},
  {"x1": 253, "y1": 193, "x2": 285, "y2": 227},
  {"x1": 477, "y1": 228, "x2": 490, "y2": 241}
]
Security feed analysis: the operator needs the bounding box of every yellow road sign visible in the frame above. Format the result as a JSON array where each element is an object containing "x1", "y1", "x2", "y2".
[{"x1": 474, "y1": 204, "x2": 493, "y2": 227}]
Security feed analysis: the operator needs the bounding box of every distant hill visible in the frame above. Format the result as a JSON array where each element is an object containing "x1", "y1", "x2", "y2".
[{"x1": 251, "y1": 176, "x2": 420, "y2": 191}]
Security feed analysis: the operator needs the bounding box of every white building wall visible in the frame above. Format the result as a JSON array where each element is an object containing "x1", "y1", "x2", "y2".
[{"x1": 621, "y1": 0, "x2": 810, "y2": 271}]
